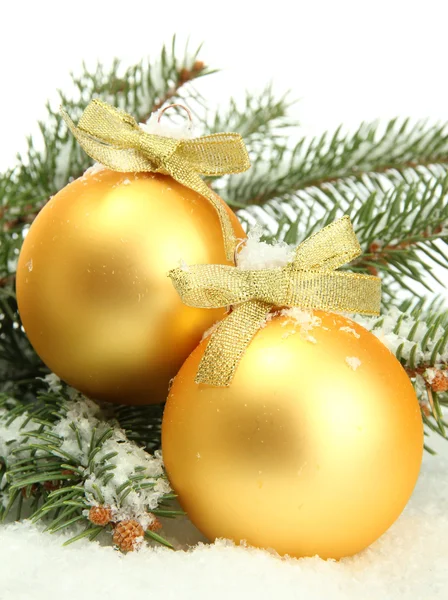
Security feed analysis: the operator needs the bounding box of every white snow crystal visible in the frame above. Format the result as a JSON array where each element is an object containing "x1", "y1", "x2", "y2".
[
  {"x1": 7, "y1": 257, "x2": 18, "y2": 272},
  {"x1": 0, "y1": 383, "x2": 169, "y2": 533},
  {"x1": 339, "y1": 326, "x2": 360, "y2": 339},
  {"x1": 51, "y1": 396, "x2": 168, "y2": 529},
  {"x1": 0, "y1": 411, "x2": 44, "y2": 479},
  {"x1": 281, "y1": 308, "x2": 322, "y2": 331},
  {"x1": 178, "y1": 258, "x2": 190, "y2": 271},
  {"x1": 354, "y1": 307, "x2": 448, "y2": 367},
  {"x1": 236, "y1": 226, "x2": 295, "y2": 270},
  {"x1": 201, "y1": 320, "x2": 221, "y2": 341},
  {"x1": 424, "y1": 368, "x2": 437, "y2": 384},
  {"x1": 346, "y1": 356, "x2": 362, "y2": 370},
  {"x1": 275, "y1": 308, "x2": 322, "y2": 343},
  {"x1": 40, "y1": 373, "x2": 62, "y2": 393},
  {"x1": 83, "y1": 162, "x2": 106, "y2": 176}
]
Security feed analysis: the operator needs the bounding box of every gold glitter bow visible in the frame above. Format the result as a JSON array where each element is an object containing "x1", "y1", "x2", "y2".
[
  {"x1": 169, "y1": 216, "x2": 381, "y2": 386},
  {"x1": 61, "y1": 100, "x2": 250, "y2": 260}
]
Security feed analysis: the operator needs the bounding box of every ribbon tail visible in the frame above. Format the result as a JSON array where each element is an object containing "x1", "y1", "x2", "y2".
[
  {"x1": 293, "y1": 216, "x2": 362, "y2": 271},
  {"x1": 165, "y1": 160, "x2": 237, "y2": 262},
  {"x1": 77, "y1": 99, "x2": 141, "y2": 140},
  {"x1": 287, "y1": 270, "x2": 381, "y2": 315},
  {"x1": 177, "y1": 134, "x2": 251, "y2": 176},
  {"x1": 196, "y1": 300, "x2": 271, "y2": 386}
]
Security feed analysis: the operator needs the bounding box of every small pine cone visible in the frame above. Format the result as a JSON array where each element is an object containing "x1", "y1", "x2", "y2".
[
  {"x1": 430, "y1": 370, "x2": 448, "y2": 393},
  {"x1": 147, "y1": 515, "x2": 162, "y2": 532},
  {"x1": 21, "y1": 484, "x2": 38, "y2": 498},
  {"x1": 192, "y1": 60, "x2": 205, "y2": 72},
  {"x1": 178, "y1": 68, "x2": 191, "y2": 83},
  {"x1": 419, "y1": 402, "x2": 431, "y2": 417},
  {"x1": 113, "y1": 519, "x2": 144, "y2": 552},
  {"x1": 369, "y1": 242, "x2": 382, "y2": 253},
  {"x1": 43, "y1": 480, "x2": 60, "y2": 492},
  {"x1": 89, "y1": 505, "x2": 112, "y2": 526}
]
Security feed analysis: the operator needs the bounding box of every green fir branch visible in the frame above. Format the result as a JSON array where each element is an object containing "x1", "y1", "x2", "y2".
[
  {"x1": 106, "y1": 403, "x2": 163, "y2": 453},
  {"x1": 205, "y1": 85, "x2": 296, "y2": 146},
  {"x1": 356, "y1": 299, "x2": 448, "y2": 444},
  {"x1": 0, "y1": 385, "x2": 173, "y2": 550},
  {"x1": 239, "y1": 169, "x2": 448, "y2": 301},
  {"x1": 222, "y1": 119, "x2": 448, "y2": 208},
  {"x1": 222, "y1": 119, "x2": 448, "y2": 207}
]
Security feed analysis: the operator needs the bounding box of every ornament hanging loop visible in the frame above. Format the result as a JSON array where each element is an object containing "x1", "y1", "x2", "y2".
[
  {"x1": 233, "y1": 237, "x2": 247, "y2": 266},
  {"x1": 158, "y1": 103, "x2": 193, "y2": 124}
]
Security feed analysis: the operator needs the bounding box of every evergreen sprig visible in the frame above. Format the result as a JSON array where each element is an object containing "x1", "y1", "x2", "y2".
[
  {"x1": 238, "y1": 169, "x2": 448, "y2": 301},
  {"x1": 0, "y1": 38, "x2": 447, "y2": 549},
  {"x1": 0, "y1": 384, "x2": 174, "y2": 548},
  {"x1": 205, "y1": 85, "x2": 296, "y2": 148},
  {"x1": 357, "y1": 297, "x2": 448, "y2": 449},
  {"x1": 221, "y1": 119, "x2": 448, "y2": 208}
]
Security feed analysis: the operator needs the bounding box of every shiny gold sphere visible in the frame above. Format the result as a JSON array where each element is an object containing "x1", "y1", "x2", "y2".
[
  {"x1": 162, "y1": 310, "x2": 423, "y2": 559},
  {"x1": 16, "y1": 169, "x2": 244, "y2": 404}
]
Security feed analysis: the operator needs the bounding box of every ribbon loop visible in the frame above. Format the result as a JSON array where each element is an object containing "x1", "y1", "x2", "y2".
[
  {"x1": 77, "y1": 100, "x2": 141, "y2": 143},
  {"x1": 177, "y1": 134, "x2": 253, "y2": 176},
  {"x1": 292, "y1": 216, "x2": 362, "y2": 270},
  {"x1": 169, "y1": 216, "x2": 381, "y2": 387},
  {"x1": 61, "y1": 100, "x2": 251, "y2": 260}
]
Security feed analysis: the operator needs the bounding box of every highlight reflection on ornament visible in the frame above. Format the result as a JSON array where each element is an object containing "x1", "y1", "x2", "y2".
[
  {"x1": 16, "y1": 169, "x2": 245, "y2": 405},
  {"x1": 162, "y1": 309, "x2": 423, "y2": 559}
]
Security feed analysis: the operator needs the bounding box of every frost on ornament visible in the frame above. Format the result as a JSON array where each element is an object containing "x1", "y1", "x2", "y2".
[
  {"x1": 201, "y1": 320, "x2": 221, "y2": 341},
  {"x1": 279, "y1": 308, "x2": 322, "y2": 343},
  {"x1": 346, "y1": 356, "x2": 362, "y2": 371},
  {"x1": 234, "y1": 231, "x2": 323, "y2": 340},
  {"x1": 340, "y1": 326, "x2": 361, "y2": 339},
  {"x1": 83, "y1": 162, "x2": 106, "y2": 177}
]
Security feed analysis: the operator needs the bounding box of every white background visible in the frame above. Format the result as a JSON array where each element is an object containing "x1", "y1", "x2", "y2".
[{"x1": 1, "y1": 0, "x2": 448, "y2": 170}]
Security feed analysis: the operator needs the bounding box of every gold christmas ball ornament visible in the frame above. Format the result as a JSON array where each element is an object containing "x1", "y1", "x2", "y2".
[
  {"x1": 162, "y1": 310, "x2": 423, "y2": 559},
  {"x1": 16, "y1": 169, "x2": 245, "y2": 404}
]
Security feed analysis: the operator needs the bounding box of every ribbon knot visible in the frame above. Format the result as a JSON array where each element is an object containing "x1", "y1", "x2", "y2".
[
  {"x1": 61, "y1": 100, "x2": 251, "y2": 260},
  {"x1": 169, "y1": 216, "x2": 381, "y2": 387}
]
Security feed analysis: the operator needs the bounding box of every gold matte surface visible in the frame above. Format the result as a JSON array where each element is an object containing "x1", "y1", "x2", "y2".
[
  {"x1": 162, "y1": 311, "x2": 423, "y2": 559},
  {"x1": 16, "y1": 169, "x2": 244, "y2": 404}
]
